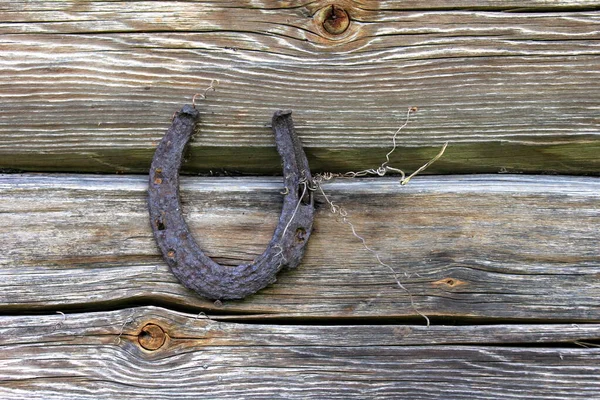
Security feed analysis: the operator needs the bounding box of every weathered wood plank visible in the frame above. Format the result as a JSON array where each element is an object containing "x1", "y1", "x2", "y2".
[
  {"x1": 0, "y1": 1, "x2": 598, "y2": 174},
  {"x1": 1, "y1": 306, "x2": 599, "y2": 399},
  {"x1": 1, "y1": 173, "x2": 598, "y2": 320}
]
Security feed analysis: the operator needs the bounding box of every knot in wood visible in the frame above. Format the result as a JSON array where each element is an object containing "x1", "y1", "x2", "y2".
[
  {"x1": 432, "y1": 277, "x2": 467, "y2": 289},
  {"x1": 138, "y1": 323, "x2": 166, "y2": 351},
  {"x1": 321, "y1": 5, "x2": 350, "y2": 35}
]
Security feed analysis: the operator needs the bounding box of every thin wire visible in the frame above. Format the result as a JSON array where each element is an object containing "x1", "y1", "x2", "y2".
[
  {"x1": 281, "y1": 181, "x2": 308, "y2": 239},
  {"x1": 381, "y1": 106, "x2": 414, "y2": 170},
  {"x1": 192, "y1": 79, "x2": 220, "y2": 107},
  {"x1": 342, "y1": 107, "x2": 414, "y2": 179},
  {"x1": 307, "y1": 107, "x2": 448, "y2": 326},
  {"x1": 401, "y1": 142, "x2": 449, "y2": 185},
  {"x1": 316, "y1": 183, "x2": 430, "y2": 327}
]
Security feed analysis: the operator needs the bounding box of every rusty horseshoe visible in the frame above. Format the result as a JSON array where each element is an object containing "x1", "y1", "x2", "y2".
[{"x1": 148, "y1": 105, "x2": 314, "y2": 300}]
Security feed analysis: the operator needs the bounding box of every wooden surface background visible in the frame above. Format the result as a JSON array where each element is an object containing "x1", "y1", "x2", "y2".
[{"x1": 1, "y1": 1, "x2": 599, "y2": 399}]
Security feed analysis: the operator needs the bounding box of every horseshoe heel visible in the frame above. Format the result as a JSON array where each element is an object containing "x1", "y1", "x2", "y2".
[{"x1": 148, "y1": 105, "x2": 314, "y2": 300}]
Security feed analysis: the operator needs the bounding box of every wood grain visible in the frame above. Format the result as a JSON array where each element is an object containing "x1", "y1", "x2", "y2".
[
  {"x1": 0, "y1": 1, "x2": 598, "y2": 174},
  {"x1": 1, "y1": 306, "x2": 599, "y2": 399},
  {"x1": 1, "y1": 173, "x2": 598, "y2": 320},
  {"x1": 2, "y1": 3, "x2": 599, "y2": 397}
]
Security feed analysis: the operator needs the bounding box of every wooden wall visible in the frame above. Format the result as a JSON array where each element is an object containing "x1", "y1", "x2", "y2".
[{"x1": 1, "y1": 1, "x2": 599, "y2": 398}]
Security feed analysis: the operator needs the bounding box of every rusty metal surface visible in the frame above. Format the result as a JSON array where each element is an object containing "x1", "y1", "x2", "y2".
[{"x1": 148, "y1": 105, "x2": 314, "y2": 300}]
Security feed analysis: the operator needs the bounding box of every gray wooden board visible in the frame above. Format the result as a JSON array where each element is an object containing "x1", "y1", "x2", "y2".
[
  {"x1": 1, "y1": 173, "x2": 599, "y2": 320},
  {"x1": 1, "y1": 306, "x2": 599, "y2": 399},
  {"x1": 0, "y1": 1, "x2": 599, "y2": 174}
]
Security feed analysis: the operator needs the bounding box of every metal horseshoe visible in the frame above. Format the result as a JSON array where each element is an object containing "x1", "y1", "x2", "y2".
[{"x1": 148, "y1": 105, "x2": 314, "y2": 300}]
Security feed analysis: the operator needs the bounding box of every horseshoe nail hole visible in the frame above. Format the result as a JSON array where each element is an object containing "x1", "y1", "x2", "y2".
[
  {"x1": 155, "y1": 168, "x2": 162, "y2": 173},
  {"x1": 295, "y1": 227, "x2": 307, "y2": 242},
  {"x1": 167, "y1": 249, "x2": 175, "y2": 258},
  {"x1": 154, "y1": 177, "x2": 163, "y2": 185},
  {"x1": 156, "y1": 220, "x2": 166, "y2": 231}
]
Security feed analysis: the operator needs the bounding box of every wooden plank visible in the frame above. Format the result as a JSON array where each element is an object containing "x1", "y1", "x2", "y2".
[
  {"x1": 1, "y1": 306, "x2": 599, "y2": 399},
  {"x1": 1, "y1": 173, "x2": 598, "y2": 320},
  {"x1": 0, "y1": 2, "x2": 599, "y2": 174}
]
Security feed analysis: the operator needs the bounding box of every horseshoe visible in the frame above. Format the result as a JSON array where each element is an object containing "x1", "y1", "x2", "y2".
[{"x1": 148, "y1": 105, "x2": 314, "y2": 300}]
